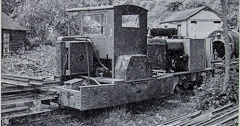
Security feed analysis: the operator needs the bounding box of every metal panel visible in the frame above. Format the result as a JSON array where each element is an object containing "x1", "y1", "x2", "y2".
[
  {"x1": 205, "y1": 38, "x2": 212, "y2": 67},
  {"x1": 55, "y1": 41, "x2": 67, "y2": 76},
  {"x1": 147, "y1": 43, "x2": 168, "y2": 70},
  {"x1": 189, "y1": 39, "x2": 206, "y2": 71},
  {"x1": 56, "y1": 40, "x2": 93, "y2": 76},
  {"x1": 114, "y1": 5, "x2": 148, "y2": 64},
  {"x1": 115, "y1": 55, "x2": 151, "y2": 80},
  {"x1": 69, "y1": 42, "x2": 93, "y2": 75},
  {"x1": 57, "y1": 87, "x2": 81, "y2": 109},
  {"x1": 79, "y1": 75, "x2": 174, "y2": 110}
]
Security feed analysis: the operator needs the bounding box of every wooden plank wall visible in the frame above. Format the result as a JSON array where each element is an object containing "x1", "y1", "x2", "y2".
[
  {"x1": 2, "y1": 29, "x2": 27, "y2": 53},
  {"x1": 9, "y1": 30, "x2": 27, "y2": 52}
]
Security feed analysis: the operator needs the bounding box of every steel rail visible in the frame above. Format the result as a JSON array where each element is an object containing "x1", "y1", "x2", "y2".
[
  {"x1": 200, "y1": 108, "x2": 238, "y2": 126},
  {"x1": 159, "y1": 104, "x2": 238, "y2": 126}
]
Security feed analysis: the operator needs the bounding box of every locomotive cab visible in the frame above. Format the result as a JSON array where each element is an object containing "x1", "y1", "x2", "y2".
[{"x1": 56, "y1": 5, "x2": 149, "y2": 82}]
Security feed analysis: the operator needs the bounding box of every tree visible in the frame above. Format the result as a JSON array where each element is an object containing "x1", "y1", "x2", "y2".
[
  {"x1": 10, "y1": 0, "x2": 115, "y2": 44},
  {"x1": 225, "y1": 0, "x2": 239, "y2": 27},
  {"x1": 238, "y1": 0, "x2": 240, "y2": 31},
  {"x1": 2, "y1": 0, "x2": 25, "y2": 16},
  {"x1": 220, "y1": 0, "x2": 231, "y2": 94},
  {"x1": 166, "y1": 1, "x2": 183, "y2": 11},
  {"x1": 14, "y1": 0, "x2": 88, "y2": 43}
]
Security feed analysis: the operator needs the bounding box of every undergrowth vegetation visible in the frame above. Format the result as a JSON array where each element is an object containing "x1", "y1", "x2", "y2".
[
  {"x1": 1, "y1": 45, "x2": 57, "y2": 77},
  {"x1": 44, "y1": 98, "x2": 195, "y2": 125},
  {"x1": 192, "y1": 63, "x2": 239, "y2": 110}
]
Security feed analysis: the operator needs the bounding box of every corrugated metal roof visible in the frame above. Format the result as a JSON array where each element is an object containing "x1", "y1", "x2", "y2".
[
  {"x1": 161, "y1": 6, "x2": 217, "y2": 23},
  {"x1": 1, "y1": 12, "x2": 28, "y2": 31}
]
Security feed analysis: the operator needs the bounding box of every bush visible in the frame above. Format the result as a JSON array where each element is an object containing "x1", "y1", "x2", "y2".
[
  {"x1": 1, "y1": 45, "x2": 57, "y2": 77},
  {"x1": 192, "y1": 64, "x2": 239, "y2": 110},
  {"x1": 28, "y1": 37, "x2": 41, "y2": 48}
]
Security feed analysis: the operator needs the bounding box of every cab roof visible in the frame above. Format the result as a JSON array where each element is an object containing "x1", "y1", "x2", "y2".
[{"x1": 66, "y1": 5, "x2": 147, "y2": 12}]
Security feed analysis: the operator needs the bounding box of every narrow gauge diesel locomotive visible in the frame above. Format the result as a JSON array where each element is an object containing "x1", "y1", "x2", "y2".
[{"x1": 56, "y1": 5, "x2": 212, "y2": 110}]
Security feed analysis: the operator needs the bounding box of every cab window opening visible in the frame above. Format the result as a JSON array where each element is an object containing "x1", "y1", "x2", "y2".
[
  {"x1": 122, "y1": 14, "x2": 140, "y2": 28},
  {"x1": 82, "y1": 13, "x2": 106, "y2": 35}
]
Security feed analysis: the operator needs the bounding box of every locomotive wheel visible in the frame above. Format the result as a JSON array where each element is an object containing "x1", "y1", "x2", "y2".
[
  {"x1": 174, "y1": 84, "x2": 192, "y2": 102},
  {"x1": 174, "y1": 85, "x2": 185, "y2": 95},
  {"x1": 182, "y1": 82, "x2": 190, "y2": 89},
  {"x1": 179, "y1": 75, "x2": 191, "y2": 90},
  {"x1": 174, "y1": 76, "x2": 193, "y2": 97},
  {"x1": 196, "y1": 73, "x2": 204, "y2": 86}
]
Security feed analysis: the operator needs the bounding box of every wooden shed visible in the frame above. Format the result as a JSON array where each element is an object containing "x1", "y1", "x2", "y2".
[{"x1": 1, "y1": 13, "x2": 28, "y2": 54}]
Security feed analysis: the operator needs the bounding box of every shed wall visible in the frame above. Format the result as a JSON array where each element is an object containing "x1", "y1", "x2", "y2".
[
  {"x1": 160, "y1": 10, "x2": 222, "y2": 39},
  {"x1": 188, "y1": 11, "x2": 222, "y2": 39},
  {"x1": 2, "y1": 29, "x2": 26, "y2": 53}
]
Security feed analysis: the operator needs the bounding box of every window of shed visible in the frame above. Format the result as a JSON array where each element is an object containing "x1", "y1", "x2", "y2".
[
  {"x1": 122, "y1": 15, "x2": 139, "y2": 28},
  {"x1": 191, "y1": 21, "x2": 197, "y2": 23},
  {"x1": 214, "y1": 21, "x2": 221, "y2": 23},
  {"x1": 82, "y1": 14, "x2": 106, "y2": 34}
]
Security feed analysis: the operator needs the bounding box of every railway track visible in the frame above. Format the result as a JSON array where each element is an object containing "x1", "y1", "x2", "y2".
[
  {"x1": 158, "y1": 103, "x2": 238, "y2": 126},
  {"x1": 1, "y1": 74, "x2": 60, "y2": 125},
  {"x1": 1, "y1": 74, "x2": 238, "y2": 125}
]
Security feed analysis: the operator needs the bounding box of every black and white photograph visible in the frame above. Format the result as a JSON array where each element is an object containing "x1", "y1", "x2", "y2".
[{"x1": 1, "y1": 0, "x2": 239, "y2": 125}]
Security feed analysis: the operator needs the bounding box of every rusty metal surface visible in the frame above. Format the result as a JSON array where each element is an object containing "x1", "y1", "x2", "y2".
[
  {"x1": 57, "y1": 67, "x2": 213, "y2": 111},
  {"x1": 69, "y1": 42, "x2": 93, "y2": 75},
  {"x1": 147, "y1": 42, "x2": 168, "y2": 70},
  {"x1": 57, "y1": 87, "x2": 81, "y2": 110},
  {"x1": 63, "y1": 78, "x2": 83, "y2": 89},
  {"x1": 57, "y1": 75, "x2": 174, "y2": 110},
  {"x1": 114, "y1": 5, "x2": 148, "y2": 60},
  {"x1": 115, "y1": 55, "x2": 151, "y2": 80},
  {"x1": 78, "y1": 75, "x2": 173, "y2": 110},
  {"x1": 56, "y1": 41, "x2": 67, "y2": 76},
  {"x1": 56, "y1": 39, "x2": 94, "y2": 77},
  {"x1": 189, "y1": 39, "x2": 206, "y2": 71}
]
